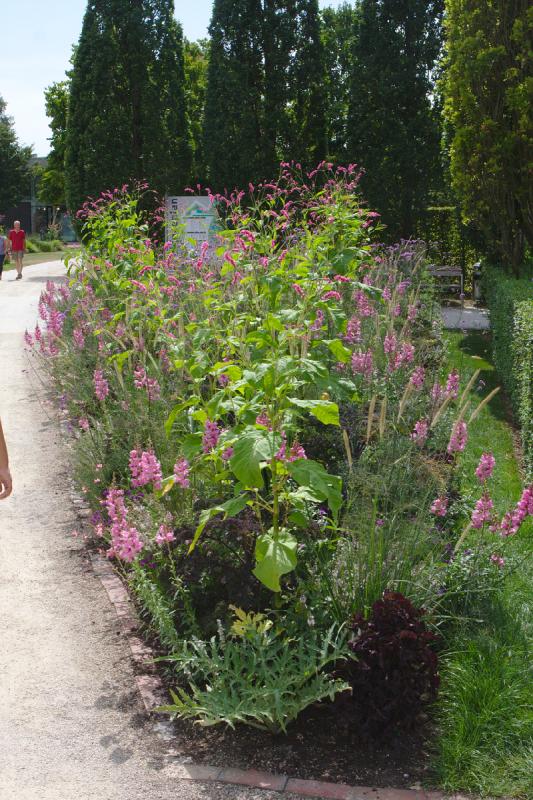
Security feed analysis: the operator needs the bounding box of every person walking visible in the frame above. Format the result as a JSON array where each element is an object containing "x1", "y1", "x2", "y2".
[
  {"x1": 0, "y1": 419, "x2": 13, "y2": 498},
  {"x1": 0, "y1": 228, "x2": 8, "y2": 280},
  {"x1": 8, "y1": 220, "x2": 26, "y2": 280}
]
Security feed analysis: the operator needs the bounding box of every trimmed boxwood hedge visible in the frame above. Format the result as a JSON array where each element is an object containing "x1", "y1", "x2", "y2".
[{"x1": 483, "y1": 266, "x2": 533, "y2": 479}]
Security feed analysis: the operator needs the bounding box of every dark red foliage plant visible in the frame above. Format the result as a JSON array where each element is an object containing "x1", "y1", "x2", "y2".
[{"x1": 347, "y1": 591, "x2": 439, "y2": 735}]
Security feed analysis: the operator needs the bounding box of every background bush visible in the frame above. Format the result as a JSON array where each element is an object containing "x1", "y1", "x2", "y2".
[
  {"x1": 483, "y1": 266, "x2": 533, "y2": 479},
  {"x1": 26, "y1": 237, "x2": 64, "y2": 253}
]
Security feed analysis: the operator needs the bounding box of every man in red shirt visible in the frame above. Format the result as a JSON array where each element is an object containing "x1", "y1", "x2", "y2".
[{"x1": 8, "y1": 220, "x2": 26, "y2": 280}]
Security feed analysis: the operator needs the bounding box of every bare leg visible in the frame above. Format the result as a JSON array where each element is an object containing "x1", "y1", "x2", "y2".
[{"x1": 15, "y1": 251, "x2": 23, "y2": 278}]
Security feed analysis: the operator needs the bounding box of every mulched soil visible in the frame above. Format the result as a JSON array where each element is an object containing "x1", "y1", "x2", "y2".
[{"x1": 167, "y1": 702, "x2": 434, "y2": 789}]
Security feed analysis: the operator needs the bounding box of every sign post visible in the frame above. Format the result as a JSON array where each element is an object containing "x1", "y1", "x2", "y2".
[{"x1": 165, "y1": 196, "x2": 220, "y2": 250}]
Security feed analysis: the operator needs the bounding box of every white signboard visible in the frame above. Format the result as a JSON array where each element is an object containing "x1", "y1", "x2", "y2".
[{"x1": 165, "y1": 196, "x2": 220, "y2": 250}]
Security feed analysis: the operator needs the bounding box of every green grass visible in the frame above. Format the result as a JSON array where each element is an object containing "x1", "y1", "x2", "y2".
[
  {"x1": 432, "y1": 331, "x2": 533, "y2": 797},
  {"x1": 1, "y1": 250, "x2": 79, "y2": 270}
]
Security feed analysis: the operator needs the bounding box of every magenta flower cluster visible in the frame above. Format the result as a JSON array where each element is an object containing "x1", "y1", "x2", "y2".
[
  {"x1": 133, "y1": 365, "x2": 161, "y2": 402},
  {"x1": 104, "y1": 488, "x2": 143, "y2": 562},
  {"x1": 173, "y1": 457, "x2": 190, "y2": 488},
  {"x1": 129, "y1": 449, "x2": 163, "y2": 490},
  {"x1": 475, "y1": 452, "x2": 496, "y2": 483},
  {"x1": 94, "y1": 369, "x2": 109, "y2": 401}
]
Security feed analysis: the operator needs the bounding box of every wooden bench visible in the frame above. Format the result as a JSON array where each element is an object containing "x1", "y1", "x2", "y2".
[{"x1": 427, "y1": 265, "x2": 464, "y2": 298}]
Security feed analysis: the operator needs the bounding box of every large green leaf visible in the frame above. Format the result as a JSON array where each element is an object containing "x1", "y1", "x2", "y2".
[
  {"x1": 230, "y1": 428, "x2": 280, "y2": 488},
  {"x1": 189, "y1": 494, "x2": 250, "y2": 553},
  {"x1": 326, "y1": 339, "x2": 352, "y2": 364},
  {"x1": 287, "y1": 398, "x2": 340, "y2": 426},
  {"x1": 253, "y1": 531, "x2": 298, "y2": 592},
  {"x1": 287, "y1": 459, "x2": 343, "y2": 520}
]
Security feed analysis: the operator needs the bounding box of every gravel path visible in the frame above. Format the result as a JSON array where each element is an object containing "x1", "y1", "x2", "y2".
[
  {"x1": 0, "y1": 262, "x2": 302, "y2": 800},
  {"x1": 440, "y1": 305, "x2": 490, "y2": 330}
]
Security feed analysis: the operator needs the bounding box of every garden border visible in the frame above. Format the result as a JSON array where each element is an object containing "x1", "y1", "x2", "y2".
[{"x1": 87, "y1": 548, "x2": 459, "y2": 800}]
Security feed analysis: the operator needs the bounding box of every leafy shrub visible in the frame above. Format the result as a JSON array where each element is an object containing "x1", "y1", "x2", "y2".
[
  {"x1": 483, "y1": 266, "x2": 533, "y2": 478},
  {"x1": 346, "y1": 591, "x2": 439, "y2": 734},
  {"x1": 26, "y1": 237, "x2": 64, "y2": 253},
  {"x1": 160, "y1": 621, "x2": 351, "y2": 733}
]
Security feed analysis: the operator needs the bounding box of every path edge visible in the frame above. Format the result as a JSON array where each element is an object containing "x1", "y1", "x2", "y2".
[{"x1": 85, "y1": 547, "x2": 459, "y2": 800}]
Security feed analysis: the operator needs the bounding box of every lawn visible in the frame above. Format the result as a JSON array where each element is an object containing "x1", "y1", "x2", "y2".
[
  {"x1": 433, "y1": 330, "x2": 533, "y2": 797},
  {"x1": 2, "y1": 250, "x2": 80, "y2": 271}
]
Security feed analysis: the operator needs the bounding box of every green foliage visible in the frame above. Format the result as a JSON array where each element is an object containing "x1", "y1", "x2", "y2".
[
  {"x1": 203, "y1": 0, "x2": 327, "y2": 189},
  {"x1": 159, "y1": 620, "x2": 351, "y2": 733},
  {"x1": 347, "y1": 0, "x2": 444, "y2": 238},
  {"x1": 483, "y1": 266, "x2": 533, "y2": 478},
  {"x1": 321, "y1": 3, "x2": 357, "y2": 164},
  {"x1": 203, "y1": 0, "x2": 264, "y2": 190},
  {"x1": 184, "y1": 38, "x2": 209, "y2": 184},
  {"x1": 0, "y1": 96, "x2": 33, "y2": 212},
  {"x1": 25, "y1": 237, "x2": 64, "y2": 253},
  {"x1": 39, "y1": 81, "x2": 69, "y2": 207},
  {"x1": 65, "y1": 0, "x2": 191, "y2": 212},
  {"x1": 434, "y1": 601, "x2": 533, "y2": 796},
  {"x1": 442, "y1": 0, "x2": 533, "y2": 274},
  {"x1": 129, "y1": 562, "x2": 183, "y2": 651}
]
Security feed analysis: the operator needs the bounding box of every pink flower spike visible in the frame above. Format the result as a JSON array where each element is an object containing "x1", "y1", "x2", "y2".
[
  {"x1": 471, "y1": 493, "x2": 494, "y2": 529},
  {"x1": 411, "y1": 418, "x2": 429, "y2": 447},
  {"x1": 93, "y1": 369, "x2": 109, "y2": 401},
  {"x1": 430, "y1": 496, "x2": 448, "y2": 517},
  {"x1": 490, "y1": 554, "x2": 505, "y2": 568},
  {"x1": 446, "y1": 370, "x2": 460, "y2": 399},
  {"x1": 173, "y1": 458, "x2": 190, "y2": 488},
  {"x1": 447, "y1": 420, "x2": 468, "y2": 454},
  {"x1": 475, "y1": 452, "x2": 496, "y2": 483}
]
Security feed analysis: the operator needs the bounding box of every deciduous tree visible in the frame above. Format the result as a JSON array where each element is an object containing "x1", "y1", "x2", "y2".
[{"x1": 0, "y1": 96, "x2": 32, "y2": 212}]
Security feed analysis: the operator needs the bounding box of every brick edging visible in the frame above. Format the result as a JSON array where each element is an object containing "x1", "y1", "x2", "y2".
[{"x1": 87, "y1": 550, "x2": 456, "y2": 800}]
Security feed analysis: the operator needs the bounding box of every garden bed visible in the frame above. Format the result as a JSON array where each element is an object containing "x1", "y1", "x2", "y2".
[{"x1": 34, "y1": 166, "x2": 532, "y2": 798}]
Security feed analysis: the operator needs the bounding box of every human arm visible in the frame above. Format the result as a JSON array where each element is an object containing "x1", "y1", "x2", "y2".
[{"x1": 0, "y1": 419, "x2": 13, "y2": 499}]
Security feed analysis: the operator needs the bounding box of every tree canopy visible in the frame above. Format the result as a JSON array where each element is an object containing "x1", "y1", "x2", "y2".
[
  {"x1": 0, "y1": 96, "x2": 32, "y2": 213},
  {"x1": 442, "y1": 0, "x2": 532, "y2": 274},
  {"x1": 65, "y1": 0, "x2": 191, "y2": 212}
]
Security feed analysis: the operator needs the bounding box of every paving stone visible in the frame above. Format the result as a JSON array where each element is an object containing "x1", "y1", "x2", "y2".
[
  {"x1": 286, "y1": 778, "x2": 355, "y2": 799},
  {"x1": 220, "y1": 767, "x2": 288, "y2": 791}
]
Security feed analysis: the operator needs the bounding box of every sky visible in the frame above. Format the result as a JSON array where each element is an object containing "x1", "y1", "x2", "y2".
[{"x1": 3, "y1": 0, "x2": 348, "y2": 156}]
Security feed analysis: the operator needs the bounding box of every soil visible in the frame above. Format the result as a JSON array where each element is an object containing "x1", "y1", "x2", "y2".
[{"x1": 167, "y1": 699, "x2": 433, "y2": 789}]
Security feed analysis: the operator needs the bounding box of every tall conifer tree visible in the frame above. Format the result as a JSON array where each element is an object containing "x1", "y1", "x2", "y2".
[
  {"x1": 347, "y1": 0, "x2": 443, "y2": 237},
  {"x1": 321, "y1": 3, "x2": 357, "y2": 164},
  {"x1": 287, "y1": 0, "x2": 327, "y2": 165},
  {"x1": 443, "y1": 0, "x2": 532, "y2": 273},
  {"x1": 65, "y1": 0, "x2": 191, "y2": 212},
  {"x1": 203, "y1": 0, "x2": 264, "y2": 191}
]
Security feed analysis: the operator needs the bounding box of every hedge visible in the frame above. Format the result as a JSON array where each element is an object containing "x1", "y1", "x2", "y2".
[{"x1": 483, "y1": 266, "x2": 533, "y2": 479}]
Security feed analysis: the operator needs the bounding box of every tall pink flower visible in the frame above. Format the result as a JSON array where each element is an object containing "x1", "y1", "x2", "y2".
[
  {"x1": 383, "y1": 332, "x2": 397, "y2": 354},
  {"x1": 475, "y1": 453, "x2": 496, "y2": 483},
  {"x1": 446, "y1": 370, "x2": 460, "y2": 399},
  {"x1": 351, "y1": 349, "x2": 373, "y2": 377},
  {"x1": 411, "y1": 418, "x2": 429, "y2": 447},
  {"x1": 202, "y1": 420, "x2": 221, "y2": 453},
  {"x1": 156, "y1": 524, "x2": 175, "y2": 545},
  {"x1": 345, "y1": 317, "x2": 361, "y2": 344},
  {"x1": 355, "y1": 290, "x2": 373, "y2": 317},
  {"x1": 129, "y1": 449, "x2": 163, "y2": 490},
  {"x1": 471, "y1": 493, "x2": 494, "y2": 529},
  {"x1": 430, "y1": 495, "x2": 448, "y2": 517},
  {"x1": 447, "y1": 420, "x2": 468, "y2": 454},
  {"x1": 500, "y1": 485, "x2": 533, "y2": 536},
  {"x1": 94, "y1": 369, "x2": 109, "y2": 401},
  {"x1": 410, "y1": 366, "x2": 425, "y2": 389},
  {"x1": 173, "y1": 457, "x2": 190, "y2": 488}
]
